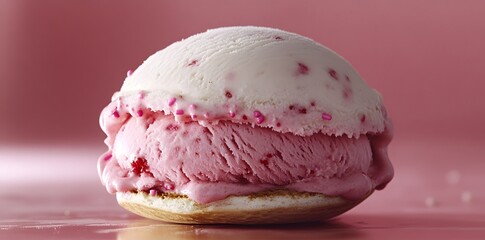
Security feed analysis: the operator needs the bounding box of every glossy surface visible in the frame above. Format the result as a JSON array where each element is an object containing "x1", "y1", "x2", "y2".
[{"x1": 1, "y1": 137, "x2": 485, "y2": 239}]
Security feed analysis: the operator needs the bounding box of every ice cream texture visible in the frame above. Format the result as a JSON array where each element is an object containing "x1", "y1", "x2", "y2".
[{"x1": 98, "y1": 26, "x2": 393, "y2": 204}]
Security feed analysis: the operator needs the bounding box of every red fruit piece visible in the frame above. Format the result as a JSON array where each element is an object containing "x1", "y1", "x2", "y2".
[
  {"x1": 328, "y1": 68, "x2": 338, "y2": 80},
  {"x1": 260, "y1": 153, "x2": 273, "y2": 166},
  {"x1": 131, "y1": 158, "x2": 152, "y2": 176},
  {"x1": 225, "y1": 91, "x2": 233, "y2": 98},
  {"x1": 165, "y1": 124, "x2": 179, "y2": 131},
  {"x1": 297, "y1": 63, "x2": 309, "y2": 75},
  {"x1": 260, "y1": 158, "x2": 269, "y2": 166},
  {"x1": 187, "y1": 59, "x2": 199, "y2": 66}
]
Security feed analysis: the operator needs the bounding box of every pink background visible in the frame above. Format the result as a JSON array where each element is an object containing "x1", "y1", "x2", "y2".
[
  {"x1": 1, "y1": 1, "x2": 485, "y2": 238},
  {"x1": 1, "y1": 0, "x2": 485, "y2": 144}
]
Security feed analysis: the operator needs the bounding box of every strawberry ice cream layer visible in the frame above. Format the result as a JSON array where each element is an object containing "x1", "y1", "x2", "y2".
[{"x1": 98, "y1": 109, "x2": 393, "y2": 204}]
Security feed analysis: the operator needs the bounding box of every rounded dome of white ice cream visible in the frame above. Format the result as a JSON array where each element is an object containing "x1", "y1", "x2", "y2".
[{"x1": 113, "y1": 26, "x2": 389, "y2": 137}]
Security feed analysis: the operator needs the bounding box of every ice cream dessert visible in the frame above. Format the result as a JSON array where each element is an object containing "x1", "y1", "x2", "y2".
[{"x1": 98, "y1": 26, "x2": 393, "y2": 224}]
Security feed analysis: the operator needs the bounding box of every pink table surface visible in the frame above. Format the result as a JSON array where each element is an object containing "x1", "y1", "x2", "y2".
[{"x1": 1, "y1": 136, "x2": 484, "y2": 239}]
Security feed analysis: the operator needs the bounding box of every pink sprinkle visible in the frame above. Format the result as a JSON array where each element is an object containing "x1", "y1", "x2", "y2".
[
  {"x1": 276, "y1": 122, "x2": 281, "y2": 127},
  {"x1": 188, "y1": 59, "x2": 199, "y2": 66},
  {"x1": 229, "y1": 111, "x2": 236, "y2": 118},
  {"x1": 289, "y1": 105, "x2": 295, "y2": 110},
  {"x1": 149, "y1": 189, "x2": 157, "y2": 196},
  {"x1": 242, "y1": 115, "x2": 248, "y2": 120},
  {"x1": 204, "y1": 113, "x2": 210, "y2": 118},
  {"x1": 137, "y1": 110, "x2": 143, "y2": 117},
  {"x1": 310, "y1": 101, "x2": 316, "y2": 107},
  {"x1": 322, "y1": 112, "x2": 332, "y2": 121},
  {"x1": 126, "y1": 70, "x2": 133, "y2": 77},
  {"x1": 253, "y1": 111, "x2": 265, "y2": 124},
  {"x1": 297, "y1": 63, "x2": 309, "y2": 75},
  {"x1": 360, "y1": 114, "x2": 366, "y2": 123},
  {"x1": 112, "y1": 110, "x2": 120, "y2": 118},
  {"x1": 255, "y1": 116, "x2": 265, "y2": 124},
  {"x1": 298, "y1": 108, "x2": 307, "y2": 114},
  {"x1": 175, "y1": 109, "x2": 184, "y2": 115},
  {"x1": 168, "y1": 97, "x2": 176, "y2": 106},
  {"x1": 328, "y1": 68, "x2": 338, "y2": 80},
  {"x1": 164, "y1": 182, "x2": 175, "y2": 190},
  {"x1": 191, "y1": 114, "x2": 198, "y2": 120},
  {"x1": 104, "y1": 154, "x2": 112, "y2": 161},
  {"x1": 189, "y1": 104, "x2": 197, "y2": 109}
]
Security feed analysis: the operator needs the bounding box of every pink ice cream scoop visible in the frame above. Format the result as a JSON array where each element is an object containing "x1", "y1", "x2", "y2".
[{"x1": 98, "y1": 26, "x2": 393, "y2": 224}]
